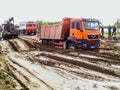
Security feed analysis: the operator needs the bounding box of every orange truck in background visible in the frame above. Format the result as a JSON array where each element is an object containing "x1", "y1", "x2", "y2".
[
  {"x1": 40, "y1": 17, "x2": 101, "y2": 49},
  {"x1": 19, "y1": 21, "x2": 38, "y2": 35}
]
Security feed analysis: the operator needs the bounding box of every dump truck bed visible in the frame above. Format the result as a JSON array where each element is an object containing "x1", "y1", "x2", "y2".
[
  {"x1": 40, "y1": 23, "x2": 63, "y2": 40},
  {"x1": 40, "y1": 18, "x2": 71, "y2": 40}
]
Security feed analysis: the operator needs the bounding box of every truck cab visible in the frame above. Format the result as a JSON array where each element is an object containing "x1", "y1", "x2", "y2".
[{"x1": 66, "y1": 18, "x2": 100, "y2": 49}]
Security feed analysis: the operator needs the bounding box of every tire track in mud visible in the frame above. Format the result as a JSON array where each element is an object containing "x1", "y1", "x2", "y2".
[
  {"x1": 8, "y1": 37, "x2": 120, "y2": 66},
  {"x1": 21, "y1": 50, "x2": 107, "y2": 82},
  {"x1": 26, "y1": 52, "x2": 120, "y2": 82},
  {"x1": 83, "y1": 50, "x2": 120, "y2": 61},
  {"x1": 28, "y1": 50, "x2": 120, "y2": 77},
  {"x1": 0, "y1": 40, "x2": 15, "y2": 53},
  {"x1": 65, "y1": 52, "x2": 120, "y2": 64},
  {"x1": 18, "y1": 37, "x2": 36, "y2": 49},
  {"x1": 19, "y1": 36, "x2": 120, "y2": 62},
  {"x1": 63, "y1": 48, "x2": 120, "y2": 62},
  {"x1": 33, "y1": 52, "x2": 120, "y2": 77},
  {"x1": 2, "y1": 38, "x2": 54, "y2": 89},
  {"x1": 2, "y1": 36, "x2": 120, "y2": 89},
  {"x1": 7, "y1": 64, "x2": 29, "y2": 90},
  {"x1": 47, "y1": 55, "x2": 120, "y2": 77},
  {"x1": 17, "y1": 36, "x2": 120, "y2": 77},
  {"x1": 7, "y1": 40, "x2": 19, "y2": 52},
  {"x1": 32, "y1": 58, "x2": 108, "y2": 81},
  {"x1": 8, "y1": 38, "x2": 31, "y2": 52},
  {"x1": 8, "y1": 58, "x2": 54, "y2": 90}
]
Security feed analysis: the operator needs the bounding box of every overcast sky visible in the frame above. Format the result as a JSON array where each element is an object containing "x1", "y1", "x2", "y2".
[{"x1": 0, "y1": 0, "x2": 120, "y2": 25}]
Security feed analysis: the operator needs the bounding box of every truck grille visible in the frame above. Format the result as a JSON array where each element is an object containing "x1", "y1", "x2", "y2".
[{"x1": 88, "y1": 34, "x2": 98, "y2": 39}]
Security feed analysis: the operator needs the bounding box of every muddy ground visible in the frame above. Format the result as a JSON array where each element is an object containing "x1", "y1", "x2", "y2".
[{"x1": 0, "y1": 35, "x2": 120, "y2": 90}]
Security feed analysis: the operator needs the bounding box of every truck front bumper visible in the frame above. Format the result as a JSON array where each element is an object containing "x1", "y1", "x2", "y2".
[
  {"x1": 77, "y1": 40, "x2": 100, "y2": 49},
  {"x1": 81, "y1": 40, "x2": 100, "y2": 49}
]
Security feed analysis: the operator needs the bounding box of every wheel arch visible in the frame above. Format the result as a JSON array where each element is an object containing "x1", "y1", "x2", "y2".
[{"x1": 66, "y1": 36, "x2": 77, "y2": 48}]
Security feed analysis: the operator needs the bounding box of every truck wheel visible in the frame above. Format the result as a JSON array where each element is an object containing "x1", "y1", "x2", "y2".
[
  {"x1": 48, "y1": 40, "x2": 54, "y2": 46},
  {"x1": 95, "y1": 44, "x2": 100, "y2": 49},
  {"x1": 23, "y1": 29, "x2": 26, "y2": 34},
  {"x1": 25, "y1": 31, "x2": 28, "y2": 35},
  {"x1": 11, "y1": 35, "x2": 14, "y2": 39},
  {"x1": 42, "y1": 40, "x2": 48, "y2": 45},
  {"x1": 15, "y1": 35, "x2": 18, "y2": 38},
  {"x1": 68, "y1": 43, "x2": 77, "y2": 50},
  {"x1": 1, "y1": 33, "x2": 5, "y2": 40},
  {"x1": 34, "y1": 32, "x2": 36, "y2": 35}
]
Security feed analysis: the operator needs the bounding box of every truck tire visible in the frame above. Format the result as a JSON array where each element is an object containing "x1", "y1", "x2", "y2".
[
  {"x1": 11, "y1": 35, "x2": 15, "y2": 39},
  {"x1": 23, "y1": 29, "x2": 26, "y2": 34},
  {"x1": 68, "y1": 43, "x2": 77, "y2": 50},
  {"x1": 42, "y1": 40, "x2": 48, "y2": 45},
  {"x1": 34, "y1": 32, "x2": 36, "y2": 35},
  {"x1": 16, "y1": 35, "x2": 18, "y2": 38},
  {"x1": 48, "y1": 40, "x2": 54, "y2": 47},
  {"x1": 25, "y1": 30, "x2": 28, "y2": 35},
  {"x1": 1, "y1": 32, "x2": 5, "y2": 40},
  {"x1": 95, "y1": 44, "x2": 100, "y2": 49}
]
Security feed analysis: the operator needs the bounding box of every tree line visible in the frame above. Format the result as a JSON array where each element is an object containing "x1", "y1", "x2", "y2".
[
  {"x1": 36, "y1": 20, "x2": 60, "y2": 30},
  {"x1": 114, "y1": 19, "x2": 120, "y2": 28},
  {"x1": 35, "y1": 19, "x2": 120, "y2": 31}
]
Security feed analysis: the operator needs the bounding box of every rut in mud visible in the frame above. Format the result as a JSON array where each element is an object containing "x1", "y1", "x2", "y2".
[
  {"x1": 0, "y1": 35, "x2": 120, "y2": 90},
  {"x1": 7, "y1": 38, "x2": 120, "y2": 77}
]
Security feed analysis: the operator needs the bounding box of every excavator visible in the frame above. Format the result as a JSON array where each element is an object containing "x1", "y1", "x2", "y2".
[{"x1": 0, "y1": 17, "x2": 19, "y2": 40}]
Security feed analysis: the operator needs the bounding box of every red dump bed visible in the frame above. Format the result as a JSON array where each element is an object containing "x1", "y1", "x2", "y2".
[
  {"x1": 40, "y1": 24, "x2": 62, "y2": 39},
  {"x1": 40, "y1": 18, "x2": 71, "y2": 40}
]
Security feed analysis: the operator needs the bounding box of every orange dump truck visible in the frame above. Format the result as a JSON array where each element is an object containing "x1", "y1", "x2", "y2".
[{"x1": 40, "y1": 17, "x2": 101, "y2": 49}]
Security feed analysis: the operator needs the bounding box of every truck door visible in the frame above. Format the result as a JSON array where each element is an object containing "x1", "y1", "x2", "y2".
[{"x1": 70, "y1": 21, "x2": 83, "y2": 39}]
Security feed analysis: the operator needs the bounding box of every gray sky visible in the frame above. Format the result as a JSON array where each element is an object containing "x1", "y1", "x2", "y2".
[{"x1": 0, "y1": 0, "x2": 120, "y2": 25}]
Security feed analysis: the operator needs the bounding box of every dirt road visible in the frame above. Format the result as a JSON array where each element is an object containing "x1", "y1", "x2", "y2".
[{"x1": 0, "y1": 35, "x2": 120, "y2": 90}]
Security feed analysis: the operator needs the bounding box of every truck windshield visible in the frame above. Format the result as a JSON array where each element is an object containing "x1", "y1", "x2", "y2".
[
  {"x1": 84, "y1": 21, "x2": 99, "y2": 30},
  {"x1": 27, "y1": 24, "x2": 36, "y2": 27}
]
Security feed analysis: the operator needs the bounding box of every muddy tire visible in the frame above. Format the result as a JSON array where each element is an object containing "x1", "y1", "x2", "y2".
[
  {"x1": 11, "y1": 35, "x2": 15, "y2": 39},
  {"x1": 42, "y1": 40, "x2": 48, "y2": 45},
  {"x1": 25, "y1": 31, "x2": 28, "y2": 35},
  {"x1": 48, "y1": 40, "x2": 54, "y2": 47},
  {"x1": 15, "y1": 35, "x2": 18, "y2": 38},
  {"x1": 95, "y1": 43, "x2": 100, "y2": 49},
  {"x1": 1, "y1": 32, "x2": 5, "y2": 40},
  {"x1": 34, "y1": 32, "x2": 36, "y2": 35},
  {"x1": 68, "y1": 43, "x2": 77, "y2": 50}
]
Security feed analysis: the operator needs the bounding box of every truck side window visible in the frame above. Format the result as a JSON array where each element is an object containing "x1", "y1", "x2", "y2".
[
  {"x1": 71, "y1": 22, "x2": 74, "y2": 29},
  {"x1": 71, "y1": 22, "x2": 82, "y2": 30},
  {"x1": 76, "y1": 22, "x2": 82, "y2": 30},
  {"x1": 75, "y1": 22, "x2": 81, "y2": 30},
  {"x1": 76, "y1": 22, "x2": 80, "y2": 30},
  {"x1": 71, "y1": 22, "x2": 77, "y2": 29}
]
